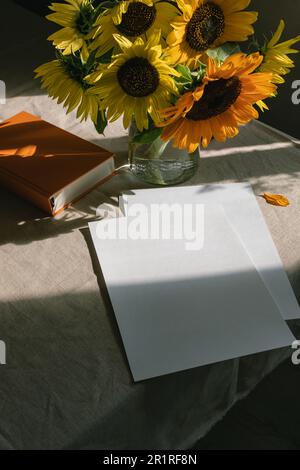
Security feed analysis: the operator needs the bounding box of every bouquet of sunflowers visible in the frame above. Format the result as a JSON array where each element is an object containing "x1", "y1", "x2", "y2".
[{"x1": 36, "y1": 0, "x2": 300, "y2": 155}]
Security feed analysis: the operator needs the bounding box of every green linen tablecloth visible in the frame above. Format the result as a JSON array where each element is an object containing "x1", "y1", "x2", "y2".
[{"x1": 0, "y1": 0, "x2": 300, "y2": 449}]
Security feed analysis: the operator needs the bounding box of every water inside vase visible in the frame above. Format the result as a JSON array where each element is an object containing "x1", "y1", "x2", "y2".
[{"x1": 129, "y1": 139, "x2": 199, "y2": 186}]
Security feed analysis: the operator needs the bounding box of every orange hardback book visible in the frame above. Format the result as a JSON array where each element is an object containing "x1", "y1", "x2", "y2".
[{"x1": 0, "y1": 112, "x2": 115, "y2": 215}]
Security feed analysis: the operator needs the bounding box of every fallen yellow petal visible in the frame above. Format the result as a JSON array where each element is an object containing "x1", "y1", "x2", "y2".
[{"x1": 262, "y1": 192, "x2": 290, "y2": 207}]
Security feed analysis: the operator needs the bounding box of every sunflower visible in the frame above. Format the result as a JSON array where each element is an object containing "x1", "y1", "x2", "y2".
[
  {"x1": 90, "y1": 0, "x2": 179, "y2": 57},
  {"x1": 35, "y1": 55, "x2": 101, "y2": 123},
  {"x1": 108, "y1": 0, "x2": 154, "y2": 25},
  {"x1": 259, "y1": 20, "x2": 300, "y2": 84},
  {"x1": 89, "y1": 32, "x2": 179, "y2": 131},
  {"x1": 166, "y1": 0, "x2": 258, "y2": 68},
  {"x1": 158, "y1": 53, "x2": 276, "y2": 151},
  {"x1": 47, "y1": 0, "x2": 96, "y2": 58}
]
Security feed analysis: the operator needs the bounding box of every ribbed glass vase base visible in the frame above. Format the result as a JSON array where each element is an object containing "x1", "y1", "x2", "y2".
[
  {"x1": 128, "y1": 122, "x2": 199, "y2": 186},
  {"x1": 130, "y1": 156, "x2": 198, "y2": 186}
]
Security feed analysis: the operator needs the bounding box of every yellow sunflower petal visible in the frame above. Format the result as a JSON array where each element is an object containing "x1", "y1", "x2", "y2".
[
  {"x1": 166, "y1": 0, "x2": 258, "y2": 66},
  {"x1": 46, "y1": 0, "x2": 96, "y2": 54},
  {"x1": 262, "y1": 193, "x2": 290, "y2": 207},
  {"x1": 268, "y1": 20, "x2": 285, "y2": 48},
  {"x1": 259, "y1": 20, "x2": 300, "y2": 83},
  {"x1": 35, "y1": 58, "x2": 100, "y2": 124},
  {"x1": 90, "y1": 34, "x2": 178, "y2": 131},
  {"x1": 159, "y1": 53, "x2": 276, "y2": 151}
]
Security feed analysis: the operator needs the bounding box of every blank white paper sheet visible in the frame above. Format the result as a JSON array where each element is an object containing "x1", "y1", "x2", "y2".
[
  {"x1": 89, "y1": 203, "x2": 294, "y2": 382},
  {"x1": 121, "y1": 183, "x2": 300, "y2": 321}
]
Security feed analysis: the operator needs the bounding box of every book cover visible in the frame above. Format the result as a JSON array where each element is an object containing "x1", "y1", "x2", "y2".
[{"x1": 0, "y1": 111, "x2": 115, "y2": 215}]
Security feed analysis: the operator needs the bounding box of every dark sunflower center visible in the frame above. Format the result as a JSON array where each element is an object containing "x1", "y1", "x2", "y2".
[
  {"x1": 185, "y1": 2, "x2": 225, "y2": 52},
  {"x1": 116, "y1": 2, "x2": 157, "y2": 37},
  {"x1": 117, "y1": 57, "x2": 160, "y2": 97},
  {"x1": 186, "y1": 77, "x2": 242, "y2": 121}
]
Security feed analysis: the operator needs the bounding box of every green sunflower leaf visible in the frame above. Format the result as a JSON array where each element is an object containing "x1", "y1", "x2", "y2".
[
  {"x1": 207, "y1": 42, "x2": 241, "y2": 62},
  {"x1": 94, "y1": 109, "x2": 108, "y2": 134},
  {"x1": 86, "y1": 50, "x2": 97, "y2": 71},
  {"x1": 93, "y1": 1, "x2": 118, "y2": 16},
  {"x1": 97, "y1": 48, "x2": 114, "y2": 64},
  {"x1": 176, "y1": 64, "x2": 193, "y2": 82},
  {"x1": 132, "y1": 127, "x2": 163, "y2": 144},
  {"x1": 191, "y1": 61, "x2": 207, "y2": 82}
]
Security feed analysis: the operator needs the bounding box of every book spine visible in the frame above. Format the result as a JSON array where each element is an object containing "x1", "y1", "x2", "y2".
[{"x1": 0, "y1": 171, "x2": 52, "y2": 215}]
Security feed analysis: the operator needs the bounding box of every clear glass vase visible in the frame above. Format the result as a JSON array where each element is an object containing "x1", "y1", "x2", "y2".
[{"x1": 128, "y1": 121, "x2": 199, "y2": 186}]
